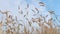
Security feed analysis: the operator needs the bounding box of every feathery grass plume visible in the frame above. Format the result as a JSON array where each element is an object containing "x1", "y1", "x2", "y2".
[
  {"x1": 6, "y1": 15, "x2": 13, "y2": 23},
  {"x1": 39, "y1": 2, "x2": 45, "y2": 6},
  {"x1": 18, "y1": 6, "x2": 23, "y2": 14},
  {"x1": 18, "y1": 5, "x2": 20, "y2": 10},
  {"x1": 31, "y1": 9, "x2": 35, "y2": 13},
  {"x1": 20, "y1": 10, "x2": 23, "y2": 14},
  {"x1": 48, "y1": 11, "x2": 55, "y2": 15},
  {"x1": 24, "y1": 14, "x2": 26, "y2": 17},
  {"x1": 32, "y1": 18, "x2": 38, "y2": 22},
  {"x1": 8, "y1": 15, "x2": 12, "y2": 19},
  {"x1": 15, "y1": 16, "x2": 18, "y2": 21},
  {"x1": 32, "y1": 17, "x2": 42, "y2": 24},
  {"x1": 0, "y1": 10, "x2": 9, "y2": 15},
  {"x1": 28, "y1": 20, "x2": 32, "y2": 26},
  {"x1": 42, "y1": 16, "x2": 46, "y2": 23},
  {"x1": 25, "y1": 4, "x2": 29, "y2": 9},
  {"x1": 45, "y1": 15, "x2": 48, "y2": 17},
  {"x1": 27, "y1": 11, "x2": 28, "y2": 15},
  {"x1": 38, "y1": 18, "x2": 42, "y2": 22},
  {"x1": 27, "y1": 4, "x2": 29, "y2": 8},
  {"x1": 0, "y1": 11, "x2": 9, "y2": 21},
  {"x1": 18, "y1": 10, "x2": 23, "y2": 14},
  {"x1": 35, "y1": 7, "x2": 39, "y2": 13}
]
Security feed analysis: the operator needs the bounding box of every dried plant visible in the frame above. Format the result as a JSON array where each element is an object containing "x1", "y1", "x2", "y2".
[
  {"x1": 31, "y1": 9, "x2": 35, "y2": 13},
  {"x1": 35, "y1": 7, "x2": 39, "y2": 13},
  {"x1": 27, "y1": 4, "x2": 29, "y2": 8},
  {"x1": 18, "y1": 5, "x2": 20, "y2": 10},
  {"x1": 48, "y1": 11, "x2": 55, "y2": 15},
  {"x1": 0, "y1": 1, "x2": 60, "y2": 34},
  {"x1": 39, "y1": 2, "x2": 45, "y2": 6}
]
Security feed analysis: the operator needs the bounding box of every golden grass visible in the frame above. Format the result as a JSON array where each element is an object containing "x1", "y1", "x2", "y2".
[
  {"x1": 0, "y1": 2, "x2": 60, "y2": 34},
  {"x1": 0, "y1": 11, "x2": 59, "y2": 34}
]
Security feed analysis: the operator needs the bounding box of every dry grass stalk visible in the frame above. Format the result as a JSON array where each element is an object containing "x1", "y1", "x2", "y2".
[
  {"x1": 48, "y1": 11, "x2": 55, "y2": 15},
  {"x1": 35, "y1": 7, "x2": 39, "y2": 13},
  {"x1": 18, "y1": 10, "x2": 23, "y2": 14},
  {"x1": 39, "y1": 2, "x2": 45, "y2": 6},
  {"x1": 27, "y1": 4, "x2": 29, "y2": 8},
  {"x1": 28, "y1": 21, "x2": 31, "y2": 26},
  {"x1": 18, "y1": 5, "x2": 20, "y2": 10},
  {"x1": 31, "y1": 9, "x2": 35, "y2": 13},
  {"x1": 24, "y1": 26, "x2": 28, "y2": 34},
  {"x1": 0, "y1": 21, "x2": 3, "y2": 34}
]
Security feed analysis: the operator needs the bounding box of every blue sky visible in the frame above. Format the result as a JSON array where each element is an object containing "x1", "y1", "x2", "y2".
[
  {"x1": 41, "y1": 0, "x2": 60, "y2": 15},
  {"x1": 0, "y1": 0, "x2": 60, "y2": 15},
  {"x1": 0, "y1": 0, "x2": 60, "y2": 25},
  {"x1": 41, "y1": 0, "x2": 60, "y2": 25}
]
